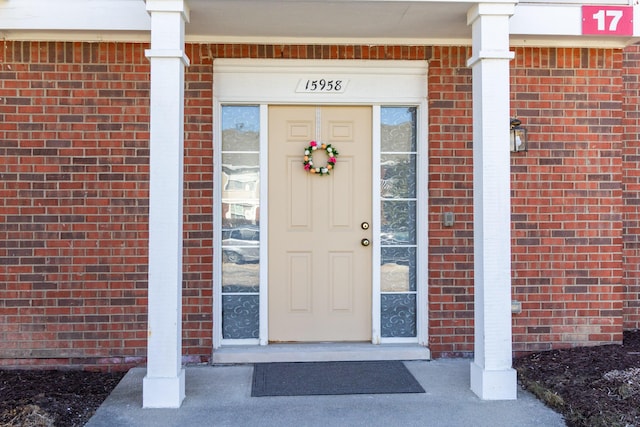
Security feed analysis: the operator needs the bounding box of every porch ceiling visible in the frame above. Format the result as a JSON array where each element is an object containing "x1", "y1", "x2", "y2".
[
  {"x1": 1, "y1": 0, "x2": 637, "y2": 47},
  {"x1": 185, "y1": 0, "x2": 474, "y2": 44}
]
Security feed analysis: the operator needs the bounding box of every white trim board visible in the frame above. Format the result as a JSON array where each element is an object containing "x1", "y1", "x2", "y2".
[
  {"x1": 213, "y1": 59, "x2": 429, "y2": 350},
  {"x1": 213, "y1": 59, "x2": 428, "y2": 104}
]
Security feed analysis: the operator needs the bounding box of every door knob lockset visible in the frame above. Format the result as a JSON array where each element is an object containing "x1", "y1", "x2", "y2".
[{"x1": 361, "y1": 238, "x2": 370, "y2": 247}]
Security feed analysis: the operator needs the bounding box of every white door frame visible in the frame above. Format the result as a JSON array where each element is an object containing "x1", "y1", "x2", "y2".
[{"x1": 213, "y1": 59, "x2": 429, "y2": 348}]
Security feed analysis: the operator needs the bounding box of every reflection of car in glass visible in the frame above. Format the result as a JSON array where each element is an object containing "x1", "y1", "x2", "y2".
[{"x1": 222, "y1": 226, "x2": 260, "y2": 264}]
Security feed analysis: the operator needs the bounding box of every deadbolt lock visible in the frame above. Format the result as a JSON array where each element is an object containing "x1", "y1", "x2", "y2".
[{"x1": 361, "y1": 222, "x2": 370, "y2": 230}]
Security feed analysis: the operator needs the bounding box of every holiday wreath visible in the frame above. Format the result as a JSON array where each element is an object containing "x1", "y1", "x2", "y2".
[{"x1": 303, "y1": 140, "x2": 339, "y2": 176}]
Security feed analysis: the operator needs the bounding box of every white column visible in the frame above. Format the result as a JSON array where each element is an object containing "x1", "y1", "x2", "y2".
[
  {"x1": 142, "y1": 0, "x2": 190, "y2": 409},
  {"x1": 466, "y1": 2, "x2": 518, "y2": 400}
]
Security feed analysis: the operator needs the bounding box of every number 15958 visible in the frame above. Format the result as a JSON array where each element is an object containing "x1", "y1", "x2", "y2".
[{"x1": 296, "y1": 79, "x2": 348, "y2": 93}]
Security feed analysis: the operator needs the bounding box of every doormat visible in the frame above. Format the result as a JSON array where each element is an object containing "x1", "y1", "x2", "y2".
[{"x1": 251, "y1": 360, "x2": 425, "y2": 397}]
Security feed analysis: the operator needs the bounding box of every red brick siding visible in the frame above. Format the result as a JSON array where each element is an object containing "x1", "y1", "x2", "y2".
[
  {"x1": 622, "y1": 44, "x2": 640, "y2": 330},
  {"x1": 182, "y1": 47, "x2": 214, "y2": 360},
  {"x1": 0, "y1": 41, "x2": 634, "y2": 367},
  {"x1": 0, "y1": 42, "x2": 220, "y2": 369},
  {"x1": 427, "y1": 46, "x2": 475, "y2": 357},
  {"x1": 427, "y1": 47, "x2": 629, "y2": 356},
  {"x1": 510, "y1": 48, "x2": 625, "y2": 353},
  {"x1": 0, "y1": 42, "x2": 152, "y2": 369}
]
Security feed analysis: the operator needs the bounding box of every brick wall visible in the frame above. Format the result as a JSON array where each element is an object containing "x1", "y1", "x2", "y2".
[
  {"x1": 510, "y1": 47, "x2": 625, "y2": 353},
  {"x1": 181, "y1": 45, "x2": 214, "y2": 361},
  {"x1": 426, "y1": 46, "x2": 475, "y2": 357},
  {"x1": 427, "y1": 46, "x2": 629, "y2": 356},
  {"x1": 0, "y1": 42, "x2": 221, "y2": 369},
  {"x1": 622, "y1": 43, "x2": 640, "y2": 330},
  {"x1": 0, "y1": 41, "x2": 634, "y2": 368},
  {"x1": 0, "y1": 42, "x2": 152, "y2": 369}
]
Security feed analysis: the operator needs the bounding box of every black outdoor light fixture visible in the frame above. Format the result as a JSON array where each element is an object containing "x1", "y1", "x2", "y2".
[{"x1": 510, "y1": 118, "x2": 527, "y2": 153}]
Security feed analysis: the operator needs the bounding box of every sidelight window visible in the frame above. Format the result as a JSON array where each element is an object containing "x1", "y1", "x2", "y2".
[
  {"x1": 220, "y1": 105, "x2": 261, "y2": 339},
  {"x1": 380, "y1": 106, "x2": 418, "y2": 338}
]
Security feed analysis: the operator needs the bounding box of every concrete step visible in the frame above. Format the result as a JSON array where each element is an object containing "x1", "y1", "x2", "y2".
[{"x1": 211, "y1": 343, "x2": 431, "y2": 364}]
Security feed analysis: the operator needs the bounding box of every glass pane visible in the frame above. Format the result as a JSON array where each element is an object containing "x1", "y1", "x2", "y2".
[
  {"x1": 381, "y1": 247, "x2": 416, "y2": 292},
  {"x1": 222, "y1": 262, "x2": 259, "y2": 293},
  {"x1": 221, "y1": 106, "x2": 260, "y2": 151},
  {"x1": 222, "y1": 225, "x2": 260, "y2": 243},
  {"x1": 381, "y1": 201, "x2": 416, "y2": 245},
  {"x1": 381, "y1": 293, "x2": 416, "y2": 338},
  {"x1": 222, "y1": 295, "x2": 259, "y2": 339},
  {"x1": 381, "y1": 154, "x2": 416, "y2": 199},
  {"x1": 381, "y1": 107, "x2": 416, "y2": 152},
  {"x1": 221, "y1": 153, "x2": 259, "y2": 198},
  {"x1": 222, "y1": 225, "x2": 260, "y2": 266},
  {"x1": 221, "y1": 202, "x2": 259, "y2": 228},
  {"x1": 221, "y1": 152, "x2": 259, "y2": 229},
  {"x1": 222, "y1": 152, "x2": 259, "y2": 172}
]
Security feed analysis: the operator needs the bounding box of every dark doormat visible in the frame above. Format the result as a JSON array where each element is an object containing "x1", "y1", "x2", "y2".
[{"x1": 251, "y1": 360, "x2": 425, "y2": 397}]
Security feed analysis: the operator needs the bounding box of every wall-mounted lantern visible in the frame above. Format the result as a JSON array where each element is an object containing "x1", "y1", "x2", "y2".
[{"x1": 510, "y1": 118, "x2": 527, "y2": 153}]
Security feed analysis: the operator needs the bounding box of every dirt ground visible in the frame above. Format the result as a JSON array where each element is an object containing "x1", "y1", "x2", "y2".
[
  {"x1": 515, "y1": 330, "x2": 640, "y2": 427},
  {"x1": 0, "y1": 370, "x2": 124, "y2": 427},
  {"x1": 1, "y1": 331, "x2": 639, "y2": 427}
]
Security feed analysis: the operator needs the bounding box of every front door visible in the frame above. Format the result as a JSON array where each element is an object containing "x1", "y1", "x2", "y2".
[{"x1": 268, "y1": 106, "x2": 372, "y2": 342}]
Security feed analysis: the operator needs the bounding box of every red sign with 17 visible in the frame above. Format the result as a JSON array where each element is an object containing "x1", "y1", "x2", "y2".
[{"x1": 582, "y1": 6, "x2": 633, "y2": 36}]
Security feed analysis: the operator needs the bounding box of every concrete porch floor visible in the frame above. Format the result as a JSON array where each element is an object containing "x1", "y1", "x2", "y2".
[{"x1": 86, "y1": 359, "x2": 566, "y2": 427}]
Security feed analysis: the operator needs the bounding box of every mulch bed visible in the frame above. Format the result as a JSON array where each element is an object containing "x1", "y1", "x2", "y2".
[
  {"x1": 0, "y1": 370, "x2": 124, "y2": 427},
  {"x1": 1, "y1": 331, "x2": 639, "y2": 427},
  {"x1": 515, "y1": 330, "x2": 640, "y2": 427}
]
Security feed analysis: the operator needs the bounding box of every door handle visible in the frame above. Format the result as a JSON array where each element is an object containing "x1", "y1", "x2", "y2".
[{"x1": 361, "y1": 238, "x2": 370, "y2": 247}]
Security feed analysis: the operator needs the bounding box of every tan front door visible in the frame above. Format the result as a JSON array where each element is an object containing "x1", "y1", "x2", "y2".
[{"x1": 268, "y1": 106, "x2": 372, "y2": 342}]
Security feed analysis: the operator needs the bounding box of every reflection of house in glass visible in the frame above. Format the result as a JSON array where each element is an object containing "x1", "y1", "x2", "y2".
[
  {"x1": 221, "y1": 164, "x2": 260, "y2": 224},
  {"x1": 221, "y1": 112, "x2": 260, "y2": 227}
]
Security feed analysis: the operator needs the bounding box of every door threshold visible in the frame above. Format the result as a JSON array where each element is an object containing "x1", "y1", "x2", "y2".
[{"x1": 211, "y1": 343, "x2": 431, "y2": 364}]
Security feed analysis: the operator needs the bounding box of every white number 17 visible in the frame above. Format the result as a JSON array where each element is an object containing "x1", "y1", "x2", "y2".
[{"x1": 592, "y1": 9, "x2": 623, "y2": 32}]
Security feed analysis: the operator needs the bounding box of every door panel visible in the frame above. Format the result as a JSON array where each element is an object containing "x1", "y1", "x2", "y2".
[
  {"x1": 287, "y1": 157, "x2": 311, "y2": 229},
  {"x1": 289, "y1": 252, "x2": 312, "y2": 312},
  {"x1": 329, "y1": 158, "x2": 353, "y2": 228},
  {"x1": 268, "y1": 105, "x2": 372, "y2": 342},
  {"x1": 329, "y1": 252, "x2": 353, "y2": 311}
]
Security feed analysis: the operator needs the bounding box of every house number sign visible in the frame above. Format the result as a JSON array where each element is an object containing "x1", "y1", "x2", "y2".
[
  {"x1": 582, "y1": 6, "x2": 633, "y2": 36},
  {"x1": 296, "y1": 78, "x2": 349, "y2": 93}
]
